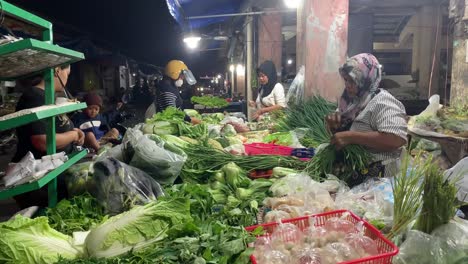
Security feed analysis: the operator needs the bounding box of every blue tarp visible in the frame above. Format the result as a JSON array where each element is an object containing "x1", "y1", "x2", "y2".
[{"x1": 166, "y1": 0, "x2": 243, "y2": 30}]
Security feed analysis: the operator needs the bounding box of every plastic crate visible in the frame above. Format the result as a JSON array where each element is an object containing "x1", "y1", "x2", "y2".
[
  {"x1": 244, "y1": 143, "x2": 294, "y2": 156},
  {"x1": 245, "y1": 210, "x2": 398, "y2": 264}
]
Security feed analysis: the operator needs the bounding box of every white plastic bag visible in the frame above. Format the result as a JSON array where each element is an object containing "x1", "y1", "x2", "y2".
[
  {"x1": 2, "y1": 152, "x2": 36, "y2": 187},
  {"x1": 286, "y1": 66, "x2": 305, "y2": 106},
  {"x1": 445, "y1": 157, "x2": 468, "y2": 202},
  {"x1": 418, "y1": 94, "x2": 442, "y2": 118}
]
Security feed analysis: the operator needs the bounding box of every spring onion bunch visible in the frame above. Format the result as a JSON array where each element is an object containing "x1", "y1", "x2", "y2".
[
  {"x1": 415, "y1": 155, "x2": 459, "y2": 234},
  {"x1": 281, "y1": 96, "x2": 372, "y2": 181},
  {"x1": 180, "y1": 144, "x2": 306, "y2": 183},
  {"x1": 389, "y1": 150, "x2": 425, "y2": 241}
]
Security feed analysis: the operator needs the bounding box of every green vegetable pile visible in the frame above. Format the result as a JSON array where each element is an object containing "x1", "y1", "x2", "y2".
[
  {"x1": 191, "y1": 96, "x2": 229, "y2": 108},
  {"x1": 45, "y1": 193, "x2": 107, "y2": 236},
  {"x1": 180, "y1": 143, "x2": 306, "y2": 183},
  {"x1": 0, "y1": 215, "x2": 82, "y2": 263},
  {"x1": 263, "y1": 132, "x2": 293, "y2": 146}
]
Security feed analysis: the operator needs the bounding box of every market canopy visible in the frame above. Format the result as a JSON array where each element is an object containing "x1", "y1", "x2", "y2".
[{"x1": 165, "y1": 0, "x2": 244, "y2": 30}]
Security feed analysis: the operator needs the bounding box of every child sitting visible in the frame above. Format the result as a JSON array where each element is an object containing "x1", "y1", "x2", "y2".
[{"x1": 72, "y1": 93, "x2": 121, "y2": 152}]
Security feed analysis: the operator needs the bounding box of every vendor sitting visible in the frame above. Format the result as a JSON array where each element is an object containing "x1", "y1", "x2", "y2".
[
  {"x1": 326, "y1": 53, "x2": 408, "y2": 182},
  {"x1": 72, "y1": 93, "x2": 121, "y2": 152}
]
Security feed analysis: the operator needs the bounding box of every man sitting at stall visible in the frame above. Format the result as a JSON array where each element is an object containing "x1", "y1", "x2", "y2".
[{"x1": 72, "y1": 93, "x2": 122, "y2": 152}]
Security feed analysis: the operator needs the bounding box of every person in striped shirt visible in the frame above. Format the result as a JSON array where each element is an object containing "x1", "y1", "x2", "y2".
[
  {"x1": 145, "y1": 60, "x2": 201, "y2": 124},
  {"x1": 326, "y1": 53, "x2": 408, "y2": 181}
]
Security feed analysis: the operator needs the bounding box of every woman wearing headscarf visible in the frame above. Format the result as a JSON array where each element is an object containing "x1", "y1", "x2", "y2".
[
  {"x1": 326, "y1": 53, "x2": 407, "y2": 178},
  {"x1": 250, "y1": 60, "x2": 286, "y2": 120}
]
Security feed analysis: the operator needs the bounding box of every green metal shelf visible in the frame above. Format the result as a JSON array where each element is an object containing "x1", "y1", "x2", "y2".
[
  {"x1": 0, "y1": 1, "x2": 87, "y2": 208},
  {"x1": 0, "y1": 102, "x2": 87, "y2": 131},
  {"x1": 0, "y1": 150, "x2": 87, "y2": 200},
  {"x1": 0, "y1": 39, "x2": 85, "y2": 80}
]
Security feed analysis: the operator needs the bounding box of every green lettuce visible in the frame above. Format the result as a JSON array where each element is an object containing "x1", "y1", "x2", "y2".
[
  {"x1": 85, "y1": 198, "x2": 191, "y2": 258},
  {"x1": 146, "y1": 107, "x2": 186, "y2": 123},
  {"x1": 0, "y1": 215, "x2": 81, "y2": 264}
]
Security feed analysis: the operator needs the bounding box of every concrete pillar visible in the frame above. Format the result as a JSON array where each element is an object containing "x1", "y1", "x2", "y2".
[
  {"x1": 296, "y1": 0, "x2": 349, "y2": 101},
  {"x1": 420, "y1": 6, "x2": 442, "y2": 98},
  {"x1": 246, "y1": 15, "x2": 254, "y2": 119},
  {"x1": 258, "y1": 9, "x2": 283, "y2": 74},
  {"x1": 407, "y1": 6, "x2": 442, "y2": 98},
  {"x1": 449, "y1": 0, "x2": 468, "y2": 107},
  {"x1": 348, "y1": 14, "x2": 374, "y2": 56}
]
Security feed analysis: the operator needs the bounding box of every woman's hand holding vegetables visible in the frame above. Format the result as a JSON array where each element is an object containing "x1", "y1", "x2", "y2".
[
  {"x1": 326, "y1": 112, "x2": 341, "y2": 134},
  {"x1": 331, "y1": 131, "x2": 354, "y2": 150},
  {"x1": 252, "y1": 109, "x2": 263, "y2": 120}
]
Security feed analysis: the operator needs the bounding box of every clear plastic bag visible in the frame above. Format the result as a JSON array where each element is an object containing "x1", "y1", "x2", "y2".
[
  {"x1": 394, "y1": 230, "x2": 444, "y2": 264},
  {"x1": 344, "y1": 222, "x2": 379, "y2": 258},
  {"x1": 271, "y1": 222, "x2": 304, "y2": 253},
  {"x1": 334, "y1": 177, "x2": 393, "y2": 225},
  {"x1": 95, "y1": 144, "x2": 125, "y2": 162},
  {"x1": 323, "y1": 242, "x2": 360, "y2": 262},
  {"x1": 292, "y1": 247, "x2": 323, "y2": 264},
  {"x1": 264, "y1": 210, "x2": 292, "y2": 223},
  {"x1": 286, "y1": 66, "x2": 305, "y2": 106},
  {"x1": 269, "y1": 173, "x2": 314, "y2": 197},
  {"x1": 263, "y1": 196, "x2": 305, "y2": 210},
  {"x1": 93, "y1": 157, "x2": 165, "y2": 215},
  {"x1": 263, "y1": 250, "x2": 291, "y2": 264},
  {"x1": 275, "y1": 205, "x2": 304, "y2": 219},
  {"x1": 324, "y1": 216, "x2": 357, "y2": 235},
  {"x1": 128, "y1": 132, "x2": 187, "y2": 185},
  {"x1": 65, "y1": 161, "x2": 96, "y2": 196}
]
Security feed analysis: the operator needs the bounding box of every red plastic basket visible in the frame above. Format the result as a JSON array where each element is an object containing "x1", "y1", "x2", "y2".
[
  {"x1": 245, "y1": 210, "x2": 399, "y2": 264},
  {"x1": 244, "y1": 143, "x2": 294, "y2": 156}
]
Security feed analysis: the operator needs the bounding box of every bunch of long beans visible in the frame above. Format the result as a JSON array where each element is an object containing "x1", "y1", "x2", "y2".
[
  {"x1": 180, "y1": 144, "x2": 307, "y2": 182},
  {"x1": 282, "y1": 96, "x2": 371, "y2": 180}
]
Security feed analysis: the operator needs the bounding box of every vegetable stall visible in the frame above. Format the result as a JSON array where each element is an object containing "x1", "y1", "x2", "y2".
[{"x1": 1, "y1": 94, "x2": 468, "y2": 264}]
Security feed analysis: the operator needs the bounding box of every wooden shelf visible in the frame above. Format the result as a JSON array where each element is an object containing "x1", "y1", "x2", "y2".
[{"x1": 0, "y1": 150, "x2": 88, "y2": 200}]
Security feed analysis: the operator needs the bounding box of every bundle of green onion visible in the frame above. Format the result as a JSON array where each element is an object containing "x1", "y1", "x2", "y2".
[
  {"x1": 389, "y1": 150, "x2": 425, "y2": 241},
  {"x1": 281, "y1": 96, "x2": 371, "y2": 182},
  {"x1": 415, "y1": 155, "x2": 459, "y2": 234},
  {"x1": 180, "y1": 144, "x2": 307, "y2": 183}
]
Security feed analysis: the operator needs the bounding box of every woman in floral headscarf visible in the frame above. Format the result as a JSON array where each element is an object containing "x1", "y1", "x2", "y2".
[{"x1": 326, "y1": 53, "x2": 408, "y2": 178}]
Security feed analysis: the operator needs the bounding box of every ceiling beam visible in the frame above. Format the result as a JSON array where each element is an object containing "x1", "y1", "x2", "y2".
[
  {"x1": 350, "y1": 0, "x2": 441, "y2": 8},
  {"x1": 373, "y1": 35, "x2": 399, "y2": 42}
]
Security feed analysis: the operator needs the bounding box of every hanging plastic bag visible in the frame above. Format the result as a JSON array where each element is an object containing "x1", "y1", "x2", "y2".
[
  {"x1": 286, "y1": 65, "x2": 305, "y2": 106},
  {"x1": 93, "y1": 157, "x2": 165, "y2": 215}
]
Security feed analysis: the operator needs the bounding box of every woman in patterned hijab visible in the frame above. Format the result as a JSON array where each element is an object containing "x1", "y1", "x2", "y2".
[
  {"x1": 326, "y1": 53, "x2": 408, "y2": 180},
  {"x1": 337, "y1": 53, "x2": 382, "y2": 130}
]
